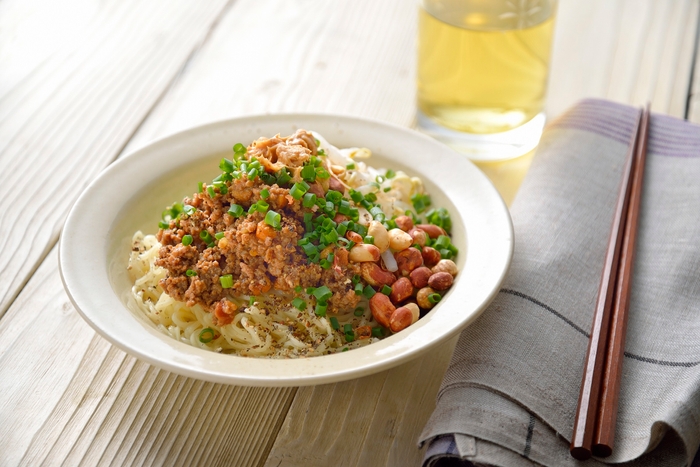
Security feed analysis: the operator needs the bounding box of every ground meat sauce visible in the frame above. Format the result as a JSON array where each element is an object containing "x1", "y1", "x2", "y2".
[{"x1": 155, "y1": 130, "x2": 361, "y2": 326}]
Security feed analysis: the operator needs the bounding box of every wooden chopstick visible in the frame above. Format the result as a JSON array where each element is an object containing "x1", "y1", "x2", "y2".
[
  {"x1": 569, "y1": 105, "x2": 649, "y2": 460},
  {"x1": 592, "y1": 104, "x2": 650, "y2": 457}
]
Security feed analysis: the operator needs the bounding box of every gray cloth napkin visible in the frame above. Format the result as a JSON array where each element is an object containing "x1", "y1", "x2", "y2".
[{"x1": 420, "y1": 99, "x2": 700, "y2": 467}]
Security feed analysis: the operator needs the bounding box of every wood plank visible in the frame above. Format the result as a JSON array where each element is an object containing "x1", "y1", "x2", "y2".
[
  {"x1": 0, "y1": 248, "x2": 296, "y2": 467},
  {"x1": 546, "y1": 0, "x2": 699, "y2": 119},
  {"x1": 263, "y1": 339, "x2": 457, "y2": 467},
  {"x1": 0, "y1": 0, "x2": 232, "y2": 318},
  {"x1": 686, "y1": 7, "x2": 700, "y2": 122}
]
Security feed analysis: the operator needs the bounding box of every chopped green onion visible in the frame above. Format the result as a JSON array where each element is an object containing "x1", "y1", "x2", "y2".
[
  {"x1": 303, "y1": 193, "x2": 317, "y2": 208},
  {"x1": 290, "y1": 182, "x2": 309, "y2": 200},
  {"x1": 264, "y1": 210, "x2": 281, "y2": 229},
  {"x1": 326, "y1": 190, "x2": 342, "y2": 204},
  {"x1": 294, "y1": 285, "x2": 303, "y2": 293},
  {"x1": 312, "y1": 285, "x2": 333, "y2": 302},
  {"x1": 411, "y1": 193, "x2": 432, "y2": 214},
  {"x1": 428, "y1": 293, "x2": 442, "y2": 304},
  {"x1": 260, "y1": 189, "x2": 270, "y2": 199},
  {"x1": 219, "y1": 274, "x2": 233, "y2": 289},
  {"x1": 228, "y1": 204, "x2": 244, "y2": 218},
  {"x1": 292, "y1": 298, "x2": 307, "y2": 311},
  {"x1": 249, "y1": 296, "x2": 256, "y2": 306},
  {"x1": 220, "y1": 158, "x2": 234, "y2": 173},
  {"x1": 354, "y1": 283, "x2": 364, "y2": 295},
  {"x1": 371, "y1": 327, "x2": 384, "y2": 338},
  {"x1": 214, "y1": 232, "x2": 225, "y2": 240},
  {"x1": 434, "y1": 235, "x2": 451, "y2": 250},
  {"x1": 346, "y1": 163, "x2": 356, "y2": 170},
  {"x1": 247, "y1": 168, "x2": 258, "y2": 179},
  {"x1": 182, "y1": 234, "x2": 193, "y2": 246},
  {"x1": 330, "y1": 316, "x2": 340, "y2": 330},
  {"x1": 207, "y1": 186, "x2": 216, "y2": 198},
  {"x1": 362, "y1": 285, "x2": 376, "y2": 299},
  {"x1": 186, "y1": 269, "x2": 197, "y2": 277},
  {"x1": 276, "y1": 168, "x2": 292, "y2": 186},
  {"x1": 301, "y1": 164, "x2": 317, "y2": 182},
  {"x1": 342, "y1": 347, "x2": 349, "y2": 352},
  {"x1": 233, "y1": 143, "x2": 246, "y2": 153},
  {"x1": 344, "y1": 324, "x2": 353, "y2": 333},
  {"x1": 351, "y1": 274, "x2": 361, "y2": 285},
  {"x1": 199, "y1": 327, "x2": 215, "y2": 343},
  {"x1": 364, "y1": 192, "x2": 378, "y2": 203},
  {"x1": 345, "y1": 331, "x2": 355, "y2": 342},
  {"x1": 385, "y1": 169, "x2": 396, "y2": 179},
  {"x1": 349, "y1": 190, "x2": 364, "y2": 204},
  {"x1": 200, "y1": 230, "x2": 214, "y2": 244},
  {"x1": 364, "y1": 236, "x2": 374, "y2": 245},
  {"x1": 183, "y1": 205, "x2": 196, "y2": 216},
  {"x1": 315, "y1": 302, "x2": 327, "y2": 317},
  {"x1": 198, "y1": 182, "x2": 204, "y2": 193},
  {"x1": 381, "y1": 285, "x2": 392, "y2": 295},
  {"x1": 354, "y1": 307, "x2": 364, "y2": 317}
]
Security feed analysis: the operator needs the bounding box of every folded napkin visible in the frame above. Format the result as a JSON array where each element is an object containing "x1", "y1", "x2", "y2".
[{"x1": 420, "y1": 99, "x2": 700, "y2": 467}]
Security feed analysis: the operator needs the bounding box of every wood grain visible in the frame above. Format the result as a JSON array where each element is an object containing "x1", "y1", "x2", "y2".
[
  {"x1": 547, "y1": 0, "x2": 699, "y2": 119},
  {"x1": 0, "y1": 0, "x2": 232, "y2": 318}
]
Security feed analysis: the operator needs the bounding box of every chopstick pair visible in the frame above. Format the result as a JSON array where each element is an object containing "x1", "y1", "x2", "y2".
[{"x1": 569, "y1": 104, "x2": 651, "y2": 460}]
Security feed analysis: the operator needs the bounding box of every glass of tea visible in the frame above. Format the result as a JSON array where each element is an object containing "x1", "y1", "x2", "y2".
[{"x1": 417, "y1": 0, "x2": 557, "y2": 161}]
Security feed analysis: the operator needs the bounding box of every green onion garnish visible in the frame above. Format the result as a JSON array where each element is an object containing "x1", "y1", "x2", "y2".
[
  {"x1": 233, "y1": 143, "x2": 246, "y2": 153},
  {"x1": 354, "y1": 283, "x2": 364, "y2": 295},
  {"x1": 292, "y1": 298, "x2": 307, "y2": 311},
  {"x1": 330, "y1": 316, "x2": 340, "y2": 330},
  {"x1": 219, "y1": 274, "x2": 233, "y2": 289},
  {"x1": 364, "y1": 235, "x2": 374, "y2": 245},
  {"x1": 186, "y1": 269, "x2": 197, "y2": 277},
  {"x1": 199, "y1": 327, "x2": 215, "y2": 343},
  {"x1": 385, "y1": 169, "x2": 396, "y2": 179},
  {"x1": 411, "y1": 193, "x2": 432, "y2": 214},
  {"x1": 265, "y1": 210, "x2": 281, "y2": 229},
  {"x1": 354, "y1": 307, "x2": 364, "y2": 317},
  {"x1": 183, "y1": 205, "x2": 196, "y2": 216},
  {"x1": 381, "y1": 285, "x2": 392, "y2": 295},
  {"x1": 346, "y1": 163, "x2": 356, "y2": 170},
  {"x1": 312, "y1": 285, "x2": 333, "y2": 302},
  {"x1": 303, "y1": 193, "x2": 317, "y2": 208},
  {"x1": 260, "y1": 189, "x2": 270, "y2": 199},
  {"x1": 207, "y1": 186, "x2": 216, "y2": 198},
  {"x1": 362, "y1": 285, "x2": 376, "y2": 299},
  {"x1": 220, "y1": 158, "x2": 234, "y2": 173},
  {"x1": 200, "y1": 230, "x2": 213, "y2": 244},
  {"x1": 290, "y1": 182, "x2": 309, "y2": 200},
  {"x1": 371, "y1": 327, "x2": 383, "y2": 338},
  {"x1": 315, "y1": 302, "x2": 327, "y2": 317},
  {"x1": 228, "y1": 204, "x2": 243, "y2": 218},
  {"x1": 182, "y1": 234, "x2": 193, "y2": 246},
  {"x1": 428, "y1": 293, "x2": 442, "y2": 304}
]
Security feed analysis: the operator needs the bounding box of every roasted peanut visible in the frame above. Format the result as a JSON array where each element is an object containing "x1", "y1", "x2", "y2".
[
  {"x1": 394, "y1": 215, "x2": 414, "y2": 232},
  {"x1": 388, "y1": 228, "x2": 412, "y2": 251},
  {"x1": 356, "y1": 325, "x2": 372, "y2": 340},
  {"x1": 368, "y1": 220, "x2": 390, "y2": 253},
  {"x1": 409, "y1": 266, "x2": 432, "y2": 289},
  {"x1": 432, "y1": 259, "x2": 458, "y2": 277},
  {"x1": 404, "y1": 302, "x2": 420, "y2": 324},
  {"x1": 369, "y1": 293, "x2": 395, "y2": 328},
  {"x1": 415, "y1": 224, "x2": 447, "y2": 239},
  {"x1": 428, "y1": 271, "x2": 453, "y2": 291},
  {"x1": 421, "y1": 246, "x2": 441, "y2": 268},
  {"x1": 390, "y1": 277, "x2": 414, "y2": 304},
  {"x1": 349, "y1": 244, "x2": 381, "y2": 262},
  {"x1": 395, "y1": 247, "x2": 423, "y2": 276},
  {"x1": 329, "y1": 175, "x2": 345, "y2": 193},
  {"x1": 416, "y1": 287, "x2": 437, "y2": 310},
  {"x1": 408, "y1": 228, "x2": 427, "y2": 246},
  {"x1": 346, "y1": 230, "x2": 364, "y2": 243},
  {"x1": 389, "y1": 306, "x2": 413, "y2": 333},
  {"x1": 361, "y1": 262, "x2": 397, "y2": 287},
  {"x1": 330, "y1": 164, "x2": 346, "y2": 175}
]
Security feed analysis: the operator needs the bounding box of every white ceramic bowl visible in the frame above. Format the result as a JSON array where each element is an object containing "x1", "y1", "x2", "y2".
[{"x1": 59, "y1": 114, "x2": 513, "y2": 386}]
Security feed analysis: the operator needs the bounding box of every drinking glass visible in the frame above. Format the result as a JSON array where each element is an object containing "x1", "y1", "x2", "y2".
[{"x1": 417, "y1": 0, "x2": 557, "y2": 161}]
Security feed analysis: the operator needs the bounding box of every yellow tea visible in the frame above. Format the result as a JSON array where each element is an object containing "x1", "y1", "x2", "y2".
[{"x1": 417, "y1": 2, "x2": 555, "y2": 134}]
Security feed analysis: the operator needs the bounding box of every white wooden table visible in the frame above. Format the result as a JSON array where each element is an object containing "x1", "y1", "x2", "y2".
[{"x1": 2, "y1": 1, "x2": 699, "y2": 465}]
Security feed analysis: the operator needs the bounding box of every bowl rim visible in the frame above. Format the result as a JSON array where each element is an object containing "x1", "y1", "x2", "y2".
[{"x1": 59, "y1": 112, "x2": 514, "y2": 386}]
